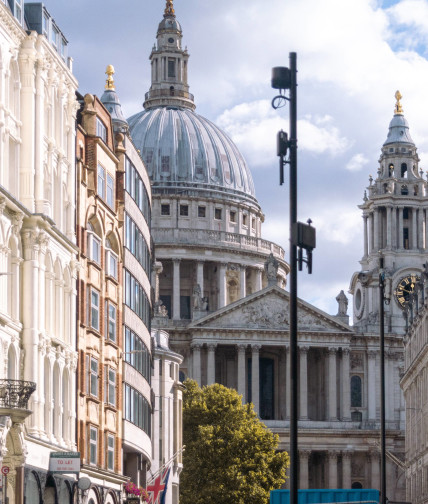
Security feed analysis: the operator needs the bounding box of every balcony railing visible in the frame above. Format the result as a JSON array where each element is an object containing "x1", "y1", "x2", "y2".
[
  {"x1": 0, "y1": 379, "x2": 36, "y2": 410},
  {"x1": 152, "y1": 227, "x2": 286, "y2": 259}
]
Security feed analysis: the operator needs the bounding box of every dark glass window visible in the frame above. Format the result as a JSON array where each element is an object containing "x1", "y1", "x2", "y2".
[
  {"x1": 215, "y1": 208, "x2": 222, "y2": 220},
  {"x1": 124, "y1": 384, "x2": 151, "y2": 434},
  {"x1": 198, "y1": 206, "x2": 206, "y2": 218},
  {"x1": 350, "y1": 375, "x2": 362, "y2": 407},
  {"x1": 180, "y1": 205, "x2": 189, "y2": 216},
  {"x1": 168, "y1": 59, "x2": 176, "y2": 78},
  {"x1": 161, "y1": 204, "x2": 170, "y2": 216},
  {"x1": 124, "y1": 270, "x2": 151, "y2": 329},
  {"x1": 124, "y1": 326, "x2": 151, "y2": 383}
]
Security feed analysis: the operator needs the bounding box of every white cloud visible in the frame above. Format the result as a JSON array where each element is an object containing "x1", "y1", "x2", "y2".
[
  {"x1": 216, "y1": 102, "x2": 350, "y2": 166},
  {"x1": 346, "y1": 153, "x2": 370, "y2": 172}
]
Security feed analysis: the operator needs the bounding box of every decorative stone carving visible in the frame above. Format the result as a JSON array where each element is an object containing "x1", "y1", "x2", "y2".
[
  {"x1": 336, "y1": 290, "x2": 348, "y2": 316},
  {"x1": 350, "y1": 353, "x2": 363, "y2": 370},
  {"x1": 242, "y1": 300, "x2": 288, "y2": 327},
  {"x1": 192, "y1": 283, "x2": 202, "y2": 310},
  {"x1": 265, "y1": 253, "x2": 279, "y2": 286}
]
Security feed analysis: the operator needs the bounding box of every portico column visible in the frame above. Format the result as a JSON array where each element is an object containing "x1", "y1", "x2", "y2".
[
  {"x1": 207, "y1": 343, "x2": 216, "y2": 385},
  {"x1": 279, "y1": 348, "x2": 287, "y2": 420},
  {"x1": 373, "y1": 209, "x2": 379, "y2": 251},
  {"x1": 386, "y1": 206, "x2": 392, "y2": 249},
  {"x1": 370, "y1": 450, "x2": 380, "y2": 490},
  {"x1": 342, "y1": 451, "x2": 352, "y2": 488},
  {"x1": 341, "y1": 348, "x2": 351, "y2": 421},
  {"x1": 196, "y1": 261, "x2": 204, "y2": 296},
  {"x1": 369, "y1": 212, "x2": 374, "y2": 253},
  {"x1": 425, "y1": 210, "x2": 428, "y2": 249},
  {"x1": 328, "y1": 451, "x2": 338, "y2": 488},
  {"x1": 328, "y1": 348, "x2": 337, "y2": 421},
  {"x1": 299, "y1": 450, "x2": 311, "y2": 489},
  {"x1": 363, "y1": 215, "x2": 369, "y2": 257},
  {"x1": 172, "y1": 259, "x2": 181, "y2": 320},
  {"x1": 240, "y1": 265, "x2": 246, "y2": 299},
  {"x1": 412, "y1": 207, "x2": 417, "y2": 249},
  {"x1": 218, "y1": 262, "x2": 227, "y2": 308},
  {"x1": 368, "y1": 350, "x2": 377, "y2": 421},
  {"x1": 251, "y1": 344, "x2": 260, "y2": 415},
  {"x1": 255, "y1": 267, "x2": 263, "y2": 292},
  {"x1": 398, "y1": 207, "x2": 403, "y2": 249},
  {"x1": 237, "y1": 344, "x2": 246, "y2": 401},
  {"x1": 191, "y1": 343, "x2": 202, "y2": 385},
  {"x1": 299, "y1": 346, "x2": 308, "y2": 420},
  {"x1": 418, "y1": 208, "x2": 424, "y2": 249}
]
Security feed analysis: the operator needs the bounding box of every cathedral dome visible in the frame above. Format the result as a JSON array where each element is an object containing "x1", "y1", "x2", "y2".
[{"x1": 128, "y1": 106, "x2": 259, "y2": 206}]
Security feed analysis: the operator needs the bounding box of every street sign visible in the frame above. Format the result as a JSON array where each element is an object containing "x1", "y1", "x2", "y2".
[
  {"x1": 0, "y1": 467, "x2": 9, "y2": 476},
  {"x1": 49, "y1": 452, "x2": 80, "y2": 474}
]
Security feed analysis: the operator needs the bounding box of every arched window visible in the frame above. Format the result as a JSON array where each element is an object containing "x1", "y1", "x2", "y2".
[
  {"x1": 352, "y1": 482, "x2": 363, "y2": 489},
  {"x1": 105, "y1": 235, "x2": 118, "y2": 279},
  {"x1": 25, "y1": 472, "x2": 41, "y2": 504},
  {"x1": 87, "y1": 221, "x2": 101, "y2": 264},
  {"x1": 401, "y1": 163, "x2": 407, "y2": 178},
  {"x1": 351, "y1": 375, "x2": 362, "y2": 407}
]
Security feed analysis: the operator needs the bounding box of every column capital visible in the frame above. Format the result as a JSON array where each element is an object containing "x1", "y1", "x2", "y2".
[
  {"x1": 251, "y1": 344, "x2": 261, "y2": 352},
  {"x1": 342, "y1": 450, "x2": 353, "y2": 460},
  {"x1": 207, "y1": 343, "x2": 217, "y2": 352},
  {"x1": 236, "y1": 344, "x2": 247, "y2": 353},
  {"x1": 299, "y1": 449, "x2": 311, "y2": 460},
  {"x1": 368, "y1": 350, "x2": 377, "y2": 359},
  {"x1": 328, "y1": 450, "x2": 339, "y2": 461},
  {"x1": 191, "y1": 342, "x2": 202, "y2": 351},
  {"x1": 328, "y1": 347, "x2": 338, "y2": 355},
  {"x1": 299, "y1": 345, "x2": 309, "y2": 355},
  {"x1": 172, "y1": 258, "x2": 181, "y2": 265},
  {"x1": 342, "y1": 347, "x2": 351, "y2": 356}
]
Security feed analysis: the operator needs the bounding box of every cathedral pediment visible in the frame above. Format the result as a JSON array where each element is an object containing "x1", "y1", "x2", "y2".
[{"x1": 188, "y1": 285, "x2": 353, "y2": 333}]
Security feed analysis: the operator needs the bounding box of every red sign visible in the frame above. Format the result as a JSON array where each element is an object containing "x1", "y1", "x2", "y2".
[{"x1": 1, "y1": 467, "x2": 9, "y2": 476}]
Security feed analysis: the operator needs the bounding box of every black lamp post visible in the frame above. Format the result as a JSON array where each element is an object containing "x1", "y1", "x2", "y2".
[
  {"x1": 378, "y1": 255, "x2": 390, "y2": 504},
  {"x1": 271, "y1": 53, "x2": 315, "y2": 504}
]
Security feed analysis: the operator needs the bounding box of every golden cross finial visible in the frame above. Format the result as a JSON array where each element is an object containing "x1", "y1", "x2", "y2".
[
  {"x1": 394, "y1": 90, "x2": 403, "y2": 115},
  {"x1": 164, "y1": 0, "x2": 175, "y2": 16},
  {"x1": 105, "y1": 64, "x2": 115, "y2": 90}
]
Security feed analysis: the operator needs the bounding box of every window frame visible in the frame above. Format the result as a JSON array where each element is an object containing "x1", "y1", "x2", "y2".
[
  {"x1": 161, "y1": 204, "x2": 170, "y2": 216},
  {"x1": 105, "y1": 365, "x2": 116, "y2": 406},
  {"x1": 215, "y1": 208, "x2": 222, "y2": 220},
  {"x1": 106, "y1": 172, "x2": 114, "y2": 208},
  {"x1": 88, "y1": 287, "x2": 100, "y2": 331},
  {"x1": 89, "y1": 356, "x2": 99, "y2": 398},
  {"x1": 87, "y1": 232, "x2": 101, "y2": 264},
  {"x1": 198, "y1": 206, "x2": 206, "y2": 218},
  {"x1": 105, "y1": 301, "x2": 117, "y2": 342},
  {"x1": 89, "y1": 426, "x2": 98, "y2": 465},
  {"x1": 106, "y1": 433, "x2": 115, "y2": 471},
  {"x1": 180, "y1": 204, "x2": 189, "y2": 217},
  {"x1": 96, "y1": 118, "x2": 107, "y2": 142}
]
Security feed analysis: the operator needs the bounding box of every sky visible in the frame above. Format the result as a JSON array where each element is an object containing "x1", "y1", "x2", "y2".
[{"x1": 49, "y1": 0, "x2": 428, "y2": 318}]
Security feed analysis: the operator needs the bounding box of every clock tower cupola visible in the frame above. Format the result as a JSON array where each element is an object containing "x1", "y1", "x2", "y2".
[
  {"x1": 143, "y1": 0, "x2": 195, "y2": 111},
  {"x1": 350, "y1": 92, "x2": 428, "y2": 333}
]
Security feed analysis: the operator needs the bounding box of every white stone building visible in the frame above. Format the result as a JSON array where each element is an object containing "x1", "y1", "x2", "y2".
[
  {"x1": 128, "y1": 2, "x2": 410, "y2": 501},
  {"x1": 0, "y1": 1, "x2": 78, "y2": 502}
]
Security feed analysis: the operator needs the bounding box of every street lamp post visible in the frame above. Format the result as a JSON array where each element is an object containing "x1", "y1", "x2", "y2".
[
  {"x1": 378, "y1": 255, "x2": 390, "y2": 504},
  {"x1": 271, "y1": 53, "x2": 315, "y2": 504}
]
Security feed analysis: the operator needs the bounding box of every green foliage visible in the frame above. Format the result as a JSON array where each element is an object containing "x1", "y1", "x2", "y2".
[{"x1": 180, "y1": 380, "x2": 289, "y2": 504}]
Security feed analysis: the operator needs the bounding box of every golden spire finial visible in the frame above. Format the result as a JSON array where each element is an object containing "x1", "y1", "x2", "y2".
[
  {"x1": 105, "y1": 65, "x2": 115, "y2": 90},
  {"x1": 164, "y1": 0, "x2": 175, "y2": 17},
  {"x1": 394, "y1": 90, "x2": 403, "y2": 115}
]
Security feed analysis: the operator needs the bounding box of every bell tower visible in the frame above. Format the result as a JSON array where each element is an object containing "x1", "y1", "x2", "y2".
[
  {"x1": 350, "y1": 91, "x2": 428, "y2": 333},
  {"x1": 143, "y1": 0, "x2": 196, "y2": 111}
]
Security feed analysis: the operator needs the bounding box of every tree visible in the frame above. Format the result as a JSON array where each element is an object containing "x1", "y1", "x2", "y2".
[{"x1": 180, "y1": 380, "x2": 289, "y2": 504}]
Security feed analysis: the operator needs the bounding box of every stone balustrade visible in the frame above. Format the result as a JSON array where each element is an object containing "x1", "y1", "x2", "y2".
[{"x1": 152, "y1": 227, "x2": 285, "y2": 259}]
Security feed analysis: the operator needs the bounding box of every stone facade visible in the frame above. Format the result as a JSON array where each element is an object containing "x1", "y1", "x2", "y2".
[
  {"x1": 129, "y1": 2, "x2": 408, "y2": 501},
  {"x1": 0, "y1": 2, "x2": 79, "y2": 502},
  {"x1": 401, "y1": 283, "x2": 428, "y2": 503},
  {"x1": 76, "y1": 92, "x2": 125, "y2": 502}
]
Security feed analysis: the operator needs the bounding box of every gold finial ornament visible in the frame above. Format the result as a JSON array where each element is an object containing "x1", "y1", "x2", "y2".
[
  {"x1": 105, "y1": 64, "x2": 115, "y2": 90},
  {"x1": 164, "y1": 0, "x2": 175, "y2": 17},
  {"x1": 394, "y1": 90, "x2": 403, "y2": 115}
]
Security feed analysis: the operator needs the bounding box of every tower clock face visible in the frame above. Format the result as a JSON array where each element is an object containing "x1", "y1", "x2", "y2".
[{"x1": 394, "y1": 274, "x2": 420, "y2": 308}]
